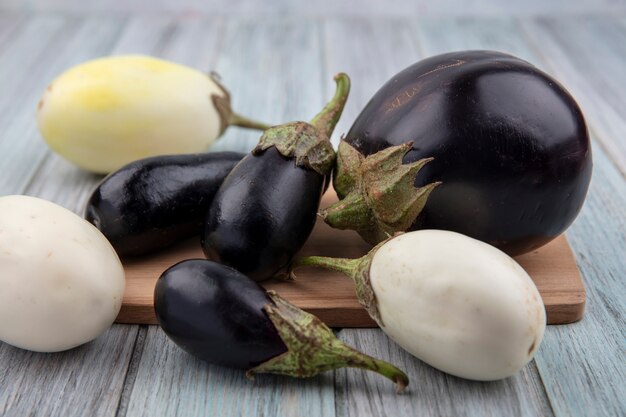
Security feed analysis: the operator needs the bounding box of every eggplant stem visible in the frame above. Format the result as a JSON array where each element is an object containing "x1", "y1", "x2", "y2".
[
  {"x1": 293, "y1": 240, "x2": 389, "y2": 325},
  {"x1": 310, "y1": 73, "x2": 351, "y2": 139},
  {"x1": 228, "y1": 112, "x2": 273, "y2": 131},
  {"x1": 247, "y1": 291, "x2": 408, "y2": 393},
  {"x1": 341, "y1": 347, "x2": 409, "y2": 394},
  {"x1": 292, "y1": 255, "x2": 361, "y2": 280}
]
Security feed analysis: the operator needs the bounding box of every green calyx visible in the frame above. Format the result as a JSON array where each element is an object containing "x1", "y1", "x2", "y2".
[
  {"x1": 252, "y1": 73, "x2": 351, "y2": 176},
  {"x1": 209, "y1": 72, "x2": 273, "y2": 134},
  {"x1": 247, "y1": 291, "x2": 408, "y2": 393},
  {"x1": 253, "y1": 122, "x2": 336, "y2": 175},
  {"x1": 291, "y1": 239, "x2": 388, "y2": 325},
  {"x1": 321, "y1": 140, "x2": 441, "y2": 244}
]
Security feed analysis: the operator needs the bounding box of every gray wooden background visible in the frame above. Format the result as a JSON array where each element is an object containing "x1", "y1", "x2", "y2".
[{"x1": 0, "y1": 1, "x2": 625, "y2": 416}]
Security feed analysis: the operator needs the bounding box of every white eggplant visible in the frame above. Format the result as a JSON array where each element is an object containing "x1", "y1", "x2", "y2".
[
  {"x1": 0, "y1": 195, "x2": 125, "y2": 352},
  {"x1": 37, "y1": 55, "x2": 270, "y2": 173},
  {"x1": 295, "y1": 229, "x2": 546, "y2": 380}
]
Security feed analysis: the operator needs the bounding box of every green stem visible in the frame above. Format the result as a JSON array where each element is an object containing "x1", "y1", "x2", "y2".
[
  {"x1": 247, "y1": 291, "x2": 408, "y2": 393},
  {"x1": 228, "y1": 112, "x2": 273, "y2": 131},
  {"x1": 310, "y1": 73, "x2": 351, "y2": 139},
  {"x1": 292, "y1": 239, "x2": 390, "y2": 325},
  {"x1": 292, "y1": 255, "x2": 361, "y2": 280},
  {"x1": 340, "y1": 346, "x2": 409, "y2": 394},
  {"x1": 249, "y1": 73, "x2": 350, "y2": 175}
]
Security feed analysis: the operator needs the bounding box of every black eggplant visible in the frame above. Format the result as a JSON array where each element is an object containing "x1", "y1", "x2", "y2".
[
  {"x1": 202, "y1": 74, "x2": 350, "y2": 280},
  {"x1": 85, "y1": 152, "x2": 244, "y2": 257},
  {"x1": 324, "y1": 51, "x2": 592, "y2": 255},
  {"x1": 154, "y1": 259, "x2": 408, "y2": 391}
]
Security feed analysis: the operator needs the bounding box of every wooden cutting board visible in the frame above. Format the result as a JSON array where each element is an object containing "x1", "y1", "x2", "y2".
[{"x1": 116, "y1": 191, "x2": 586, "y2": 327}]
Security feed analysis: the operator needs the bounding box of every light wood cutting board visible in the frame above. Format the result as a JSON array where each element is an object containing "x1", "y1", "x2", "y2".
[{"x1": 116, "y1": 191, "x2": 586, "y2": 327}]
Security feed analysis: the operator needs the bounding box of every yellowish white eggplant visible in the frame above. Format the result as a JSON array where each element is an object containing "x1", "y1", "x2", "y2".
[
  {"x1": 294, "y1": 229, "x2": 546, "y2": 380},
  {"x1": 37, "y1": 55, "x2": 271, "y2": 173},
  {"x1": 0, "y1": 195, "x2": 125, "y2": 352}
]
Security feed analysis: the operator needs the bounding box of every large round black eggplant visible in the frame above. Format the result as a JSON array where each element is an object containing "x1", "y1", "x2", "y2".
[
  {"x1": 344, "y1": 50, "x2": 592, "y2": 255},
  {"x1": 85, "y1": 152, "x2": 244, "y2": 257},
  {"x1": 154, "y1": 258, "x2": 409, "y2": 390},
  {"x1": 202, "y1": 74, "x2": 350, "y2": 281}
]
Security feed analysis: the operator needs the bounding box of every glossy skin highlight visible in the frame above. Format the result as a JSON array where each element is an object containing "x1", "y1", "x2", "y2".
[
  {"x1": 346, "y1": 51, "x2": 592, "y2": 255},
  {"x1": 85, "y1": 152, "x2": 243, "y2": 257}
]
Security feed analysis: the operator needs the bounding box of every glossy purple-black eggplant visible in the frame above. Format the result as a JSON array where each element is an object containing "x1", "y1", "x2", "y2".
[
  {"x1": 202, "y1": 74, "x2": 350, "y2": 281},
  {"x1": 85, "y1": 152, "x2": 244, "y2": 257},
  {"x1": 333, "y1": 51, "x2": 592, "y2": 256},
  {"x1": 153, "y1": 258, "x2": 408, "y2": 390}
]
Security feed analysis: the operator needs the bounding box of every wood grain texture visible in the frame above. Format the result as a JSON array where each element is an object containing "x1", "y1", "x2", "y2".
[
  {"x1": 413, "y1": 16, "x2": 626, "y2": 417},
  {"x1": 210, "y1": 16, "x2": 327, "y2": 153},
  {"x1": 117, "y1": 190, "x2": 586, "y2": 326},
  {"x1": 335, "y1": 329, "x2": 554, "y2": 417},
  {"x1": 0, "y1": 12, "x2": 25, "y2": 53},
  {"x1": 321, "y1": 18, "x2": 421, "y2": 145},
  {"x1": 123, "y1": 326, "x2": 335, "y2": 417},
  {"x1": 0, "y1": 15, "x2": 125, "y2": 195},
  {"x1": 0, "y1": 325, "x2": 139, "y2": 417},
  {"x1": 2, "y1": 0, "x2": 626, "y2": 16},
  {"x1": 536, "y1": 147, "x2": 626, "y2": 417}
]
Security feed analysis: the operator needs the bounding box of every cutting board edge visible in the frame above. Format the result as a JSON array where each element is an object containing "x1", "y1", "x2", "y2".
[{"x1": 115, "y1": 301, "x2": 586, "y2": 326}]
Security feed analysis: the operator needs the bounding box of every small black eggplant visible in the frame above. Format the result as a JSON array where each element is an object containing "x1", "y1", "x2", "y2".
[
  {"x1": 154, "y1": 259, "x2": 408, "y2": 391},
  {"x1": 202, "y1": 74, "x2": 350, "y2": 280},
  {"x1": 324, "y1": 51, "x2": 592, "y2": 255},
  {"x1": 85, "y1": 152, "x2": 244, "y2": 256}
]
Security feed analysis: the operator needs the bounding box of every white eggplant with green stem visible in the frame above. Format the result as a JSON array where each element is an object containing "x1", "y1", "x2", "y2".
[{"x1": 293, "y1": 230, "x2": 546, "y2": 380}]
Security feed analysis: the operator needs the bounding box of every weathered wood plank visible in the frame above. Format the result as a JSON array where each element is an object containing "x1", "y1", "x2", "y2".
[
  {"x1": 0, "y1": 16, "x2": 125, "y2": 195},
  {"x1": 0, "y1": 12, "x2": 25, "y2": 53},
  {"x1": 321, "y1": 17, "x2": 420, "y2": 145},
  {"x1": 109, "y1": 15, "x2": 177, "y2": 56},
  {"x1": 336, "y1": 329, "x2": 554, "y2": 417},
  {"x1": 413, "y1": 16, "x2": 538, "y2": 61},
  {"x1": 156, "y1": 15, "x2": 224, "y2": 70},
  {"x1": 0, "y1": 15, "x2": 67, "y2": 126},
  {"x1": 413, "y1": 17, "x2": 626, "y2": 417},
  {"x1": 323, "y1": 16, "x2": 558, "y2": 417},
  {"x1": 2, "y1": 0, "x2": 625, "y2": 17},
  {"x1": 209, "y1": 17, "x2": 326, "y2": 153},
  {"x1": 125, "y1": 327, "x2": 335, "y2": 417},
  {"x1": 520, "y1": 17, "x2": 626, "y2": 175},
  {"x1": 0, "y1": 325, "x2": 139, "y2": 417},
  {"x1": 535, "y1": 148, "x2": 626, "y2": 417}
]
